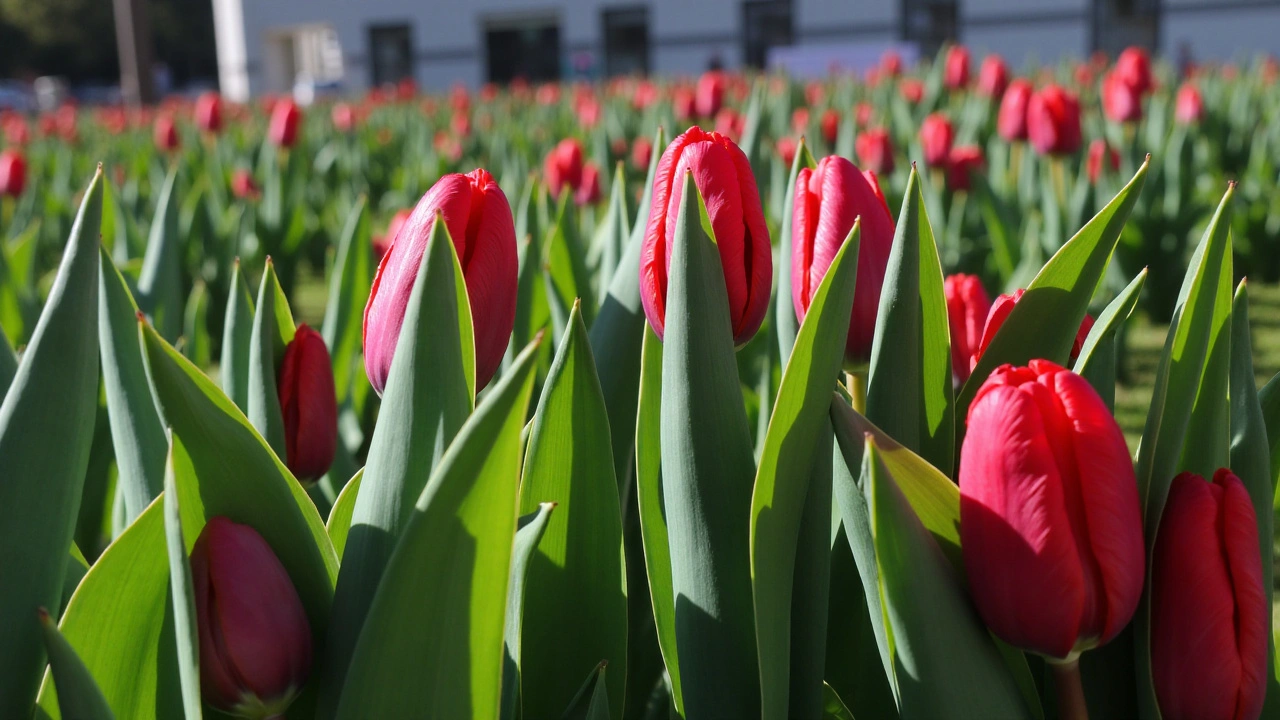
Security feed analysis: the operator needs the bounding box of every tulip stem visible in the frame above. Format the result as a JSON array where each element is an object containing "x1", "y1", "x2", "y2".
[
  {"x1": 846, "y1": 371, "x2": 867, "y2": 415},
  {"x1": 1050, "y1": 659, "x2": 1089, "y2": 720}
]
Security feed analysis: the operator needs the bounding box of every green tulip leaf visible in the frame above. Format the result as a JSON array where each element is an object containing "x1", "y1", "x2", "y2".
[
  {"x1": 325, "y1": 468, "x2": 363, "y2": 561},
  {"x1": 822, "y1": 682, "x2": 856, "y2": 720},
  {"x1": 320, "y1": 196, "x2": 372, "y2": 409},
  {"x1": 38, "y1": 608, "x2": 115, "y2": 720},
  {"x1": 220, "y1": 260, "x2": 256, "y2": 413},
  {"x1": 775, "y1": 138, "x2": 818, "y2": 362},
  {"x1": 1073, "y1": 268, "x2": 1148, "y2": 409},
  {"x1": 161, "y1": 436, "x2": 202, "y2": 719},
  {"x1": 561, "y1": 662, "x2": 611, "y2": 720},
  {"x1": 545, "y1": 192, "x2": 596, "y2": 331},
  {"x1": 136, "y1": 166, "x2": 183, "y2": 341},
  {"x1": 501, "y1": 502, "x2": 556, "y2": 720},
  {"x1": 246, "y1": 259, "x2": 297, "y2": 459}
]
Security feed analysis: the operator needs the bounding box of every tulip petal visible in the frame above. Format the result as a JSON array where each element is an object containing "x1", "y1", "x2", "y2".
[{"x1": 1218, "y1": 471, "x2": 1268, "y2": 720}]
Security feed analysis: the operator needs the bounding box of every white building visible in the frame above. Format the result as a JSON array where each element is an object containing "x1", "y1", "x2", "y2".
[{"x1": 211, "y1": 0, "x2": 1280, "y2": 101}]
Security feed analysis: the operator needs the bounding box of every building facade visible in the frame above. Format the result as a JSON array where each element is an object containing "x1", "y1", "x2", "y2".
[{"x1": 211, "y1": 0, "x2": 1280, "y2": 101}]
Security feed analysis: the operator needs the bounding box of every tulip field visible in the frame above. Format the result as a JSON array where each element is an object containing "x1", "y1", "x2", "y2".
[{"x1": 4, "y1": 44, "x2": 1280, "y2": 720}]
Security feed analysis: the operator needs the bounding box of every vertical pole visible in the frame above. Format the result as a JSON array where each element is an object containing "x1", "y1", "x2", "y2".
[{"x1": 112, "y1": 0, "x2": 156, "y2": 106}]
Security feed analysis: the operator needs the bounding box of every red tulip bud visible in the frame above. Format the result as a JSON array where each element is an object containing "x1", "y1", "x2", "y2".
[
  {"x1": 374, "y1": 209, "x2": 412, "y2": 260},
  {"x1": 1086, "y1": 139, "x2": 1120, "y2": 184},
  {"x1": 1152, "y1": 469, "x2": 1267, "y2": 720},
  {"x1": 154, "y1": 114, "x2": 180, "y2": 152},
  {"x1": 269, "y1": 99, "x2": 301, "y2": 148},
  {"x1": 960, "y1": 359, "x2": 1145, "y2": 659},
  {"x1": 855, "y1": 128, "x2": 894, "y2": 175},
  {"x1": 640, "y1": 126, "x2": 772, "y2": 346},
  {"x1": 632, "y1": 136, "x2": 654, "y2": 171},
  {"x1": 0, "y1": 149, "x2": 25, "y2": 198},
  {"x1": 820, "y1": 109, "x2": 840, "y2": 145},
  {"x1": 575, "y1": 162, "x2": 602, "y2": 206},
  {"x1": 776, "y1": 137, "x2": 798, "y2": 168},
  {"x1": 998, "y1": 79, "x2": 1033, "y2": 141},
  {"x1": 695, "y1": 71, "x2": 725, "y2": 118},
  {"x1": 277, "y1": 324, "x2": 337, "y2": 482},
  {"x1": 195, "y1": 92, "x2": 222, "y2": 133},
  {"x1": 230, "y1": 169, "x2": 260, "y2": 201},
  {"x1": 881, "y1": 50, "x2": 904, "y2": 77},
  {"x1": 971, "y1": 289, "x2": 1094, "y2": 372},
  {"x1": 332, "y1": 102, "x2": 356, "y2": 132},
  {"x1": 1028, "y1": 84, "x2": 1082, "y2": 156},
  {"x1": 947, "y1": 145, "x2": 984, "y2": 191},
  {"x1": 1175, "y1": 83, "x2": 1204, "y2": 125},
  {"x1": 192, "y1": 517, "x2": 312, "y2": 717},
  {"x1": 1102, "y1": 70, "x2": 1144, "y2": 123},
  {"x1": 900, "y1": 79, "x2": 924, "y2": 104},
  {"x1": 364, "y1": 169, "x2": 517, "y2": 394},
  {"x1": 672, "y1": 87, "x2": 696, "y2": 122},
  {"x1": 944, "y1": 45, "x2": 971, "y2": 90},
  {"x1": 544, "y1": 138, "x2": 584, "y2": 199},
  {"x1": 943, "y1": 274, "x2": 991, "y2": 384},
  {"x1": 792, "y1": 155, "x2": 894, "y2": 365},
  {"x1": 1115, "y1": 46, "x2": 1154, "y2": 96},
  {"x1": 920, "y1": 113, "x2": 954, "y2": 167},
  {"x1": 978, "y1": 55, "x2": 1010, "y2": 99}
]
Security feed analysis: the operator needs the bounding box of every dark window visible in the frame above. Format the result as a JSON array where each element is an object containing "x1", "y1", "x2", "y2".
[
  {"x1": 603, "y1": 7, "x2": 650, "y2": 76},
  {"x1": 1092, "y1": 0, "x2": 1158, "y2": 56},
  {"x1": 902, "y1": 0, "x2": 958, "y2": 57},
  {"x1": 743, "y1": 1, "x2": 793, "y2": 69},
  {"x1": 485, "y1": 17, "x2": 561, "y2": 84},
  {"x1": 368, "y1": 24, "x2": 413, "y2": 87}
]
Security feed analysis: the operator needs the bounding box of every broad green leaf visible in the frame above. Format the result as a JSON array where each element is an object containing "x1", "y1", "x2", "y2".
[
  {"x1": 594, "y1": 162, "x2": 631, "y2": 293},
  {"x1": 545, "y1": 192, "x2": 596, "y2": 329},
  {"x1": 181, "y1": 280, "x2": 210, "y2": 369},
  {"x1": 0, "y1": 220, "x2": 40, "y2": 347},
  {"x1": 634, "y1": 323, "x2": 683, "y2": 713},
  {"x1": 562, "y1": 663, "x2": 611, "y2": 720},
  {"x1": 0, "y1": 169, "x2": 102, "y2": 717},
  {"x1": 220, "y1": 260, "x2": 255, "y2": 412},
  {"x1": 511, "y1": 182, "x2": 549, "y2": 364},
  {"x1": 99, "y1": 247, "x2": 167, "y2": 525},
  {"x1": 502, "y1": 502, "x2": 556, "y2": 720},
  {"x1": 1073, "y1": 269, "x2": 1147, "y2": 409},
  {"x1": 660, "y1": 174, "x2": 759, "y2": 717},
  {"x1": 518, "y1": 302, "x2": 627, "y2": 720},
  {"x1": 775, "y1": 139, "x2": 817, "y2": 362},
  {"x1": 161, "y1": 437, "x2": 202, "y2": 719},
  {"x1": 866, "y1": 166, "x2": 953, "y2": 473},
  {"x1": 957, "y1": 159, "x2": 1149, "y2": 453},
  {"x1": 38, "y1": 609, "x2": 114, "y2": 720},
  {"x1": 61, "y1": 546, "x2": 89, "y2": 617},
  {"x1": 751, "y1": 220, "x2": 861, "y2": 719},
  {"x1": 822, "y1": 683, "x2": 856, "y2": 720},
  {"x1": 325, "y1": 468, "x2": 363, "y2": 561},
  {"x1": 864, "y1": 436, "x2": 1030, "y2": 719},
  {"x1": 246, "y1": 260, "x2": 297, "y2": 459},
  {"x1": 1179, "y1": 255, "x2": 1234, "y2": 480},
  {"x1": 320, "y1": 196, "x2": 372, "y2": 408},
  {"x1": 1134, "y1": 185, "x2": 1235, "y2": 720},
  {"x1": 320, "y1": 217, "x2": 475, "y2": 717},
  {"x1": 333, "y1": 339, "x2": 541, "y2": 718},
  {"x1": 136, "y1": 167, "x2": 183, "y2": 341}
]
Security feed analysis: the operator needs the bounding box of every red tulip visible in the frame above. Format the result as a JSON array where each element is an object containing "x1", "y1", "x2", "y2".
[
  {"x1": 1087, "y1": 139, "x2": 1120, "y2": 183},
  {"x1": 971, "y1": 289, "x2": 1095, "y2": 371},
  {"x1": 714, "y1": 107, "x2": 744, "y2": 142},
  {"x1": 1115, "y1": 46, "x2": 1154, "y2": 96},
  {"x1": 192, "y1": 517, "x2": 312, "y2": 717},
  {"x1": 881, "y1": 50, "x2": 904, "y2": 77},
  {"x1": 920, "y1": 113, "x2": 954, "y2": 167},
  {"x1": 791, "y1": 107, "x2": 811, "y2": 136},
  {"x1": 820, "y1": 109, "x2": 840, "y2": 145},
  {"x1": 855, "y1": 102, "x2": 873, "y2": 128},
  {"x1": 945, "y1": 45, "x2": 971, "y2": 89},
  {"x1": 997, "y1": 79, "x2": 1033, "y2": 141},
  {"x1": 1152, "y1": 469, "x2": 1267, "y2": 720},
  {"x1": 277, "y1": 324, "x2": 337, "y2": 482},
  {"x1": 960, "y1": 359, "x2": 1145, "y2": 659},
  {"x1": 230, "y1": 169, "x2": 259, "y2": 201},
  {"x1": 364, "y1": 169, "x2": 517, "y2": 394},
  {"x1": 944, "y1": 274, "x2": 991, "y2": 384},
  {"x1": 632, "y1": 136, "x2": 654, "y2": 171},
  {"x1": 269, "y1": 99, "x2": 301, "y2": 148},
  {"x1": 0, "y1": 149, "x2": 25, "y2": 197},
  {"x1": 639, "y1": 126, "x2": 772, "y2": 345},
  {"x1": 978, "y1": 55, "x2": 1010, "y2": 99},
  {"x1": 855, "y1": 128, "x2": 894, "y2": 175},
  {"x1": 1102, "y1": 70, "x2": 1144, "y2": 123},
  {"x1": 776, "y1": 136, "x2": 798, "y2": 168},
  {"x1": 1175, "y1": 83, "x2": 1204, "y2": 125},
  {"x1": 373, "y1": 209, "x2": 412, "y2": 260},
  {"x1": 792, "y1": 155, "x2": 894, "y2": 365},
  {"x1": 195, "y1": 92, "x2": 222, "y2": 133},
  {"x1": 332, "y1": 102, "x2": 356, "y2": 132},
  {"x1": 575, "y1": 162, "x2": 602, "y2": 206},
  {"x1": 672, "y1": 87, "x2": 696, "y2": 122},
  {"x1": 947, "y1": 145, "x2": 984, "y2": 191},
  {"x1": 3, "y1": 115, "x2": 29, "y2": 145},
  {"x1": 696, "y1": 71, "x2": 726, "y2": 118},
  {"x1": 900, "y1": 79, "x2": 924, "y2": 104},
  {"x1": 544, "y1": 138, "x2": 584, "y2": 199},
  {"x1": 1028, "y1": 84, "x2": 1082, "y2": 156},
  {"x1": 154, "y1": 114, "x2": 180, "y2": 151}
]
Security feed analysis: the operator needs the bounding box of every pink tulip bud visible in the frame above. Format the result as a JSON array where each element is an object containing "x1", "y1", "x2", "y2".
[
  {"x1": 943, "y1": 274, "x2": 991, "y2": 384},
  {"x1": 997, "y1": 79, "x2": 1033, "y2": 141},
  {"x1": 0, "y1": 149, "x2": 25, "y2": 197},
  {"x1": 269, "y1": 99, "x2": 301, "y2": 148},
  {"x1": 195, "y1": 92, "x2": 222, "y2": 133},
  {"x1": 920, "y1": 113, "x2": 954, "y2": 167},
  {"x1": 544, "y1": 138, "x2": 584, "y2": 199},
  {"x1": 1028, "y1": 84, "x2": 1082, "y2": 156}
]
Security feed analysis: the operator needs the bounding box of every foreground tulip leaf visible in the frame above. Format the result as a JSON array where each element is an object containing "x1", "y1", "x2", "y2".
[
  {"x1": 957, "y1": 158, "x2": 1148, "y2": 452},
  {"x1": 325, "y1": 468, "x2": 363, "y2": 561},
  {"x1": 246, "y1": 259, "x2": 297, "y2": 459},
  {"x1": 60, "y1": 546, "x2": 89, "y2": 617},
  {"x1": 751, "y1": 219, "x2": 860, "y2": 719},
  {"x1": 863, "y1": 435, "x2": 1030, "y2": 719},
  {"x1": 660, "y1": 173, "x2": 760, "y2": 716},
  {"x1": 38, "y1": 609, "x2": 114, "y2": 720},
  {"x1": 561, "y1": 662, "x2": 611, "y2": 720},
  {"x1": 518, "y1": 302, "x2": 627, "y2": 719},
  {"x1": 545, "y1": 192, "x2": 596, "y2": 331},
  {"x1": 35, "y1": 499, "x2": 179, "y2": 719},
  {"x1": 219, "y1": 260, "x2": 255, "y2": 412},
  {"x1": 99, "y1": 247, "x2": 167, "y2": 525},
  {"x1": 594, "y1": 163, "x2": 631, "y2": 293},
  {"x1": 0, "y1": 168, "x2": 102, "y2": 717},
  {"x1": 333, "y1": 339, "x2": 540, "y2": 718},
  {"x1": 320, "y1": 216, "x2": 475, "y2": 715},
  {"x1": 320, "y1": 196, "x2": 372, "y2": 410},
  {"x1": 1133, "y1": 184, "x2": 1235, "y2": 720},
  {"x1": 866, "y1": 165, "x2": 953, "y2": 473},
  {"x1": 502, "y1": 502, "x2": 556, "y2": 720},
  {"x1": 775, "y1": 138, "x2": 817, "y2": 362},
  {"x1": 136, "y1": 166, "x2": 183, "y2": 341},
  {"x1": 1073, "y1": 268, "x2": 1147, "y2": 408},
  {"x1": 822, "y1": 682, "x2": 855, "y2": 720},
  {"x1": 634, "y1": 322, "x2": 683, "y2": 713},
  {"x1": 161, "y1": 437, "x2": 202, "y2": 719}
]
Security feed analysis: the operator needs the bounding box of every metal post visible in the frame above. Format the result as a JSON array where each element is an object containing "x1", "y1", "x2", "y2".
[{"x1": 112, "y1": 0, "x2": 156, "y2": 106}]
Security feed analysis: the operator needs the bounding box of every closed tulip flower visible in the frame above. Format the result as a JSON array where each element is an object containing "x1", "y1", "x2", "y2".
[
  {"x1": 881, "y1": 50, "x2": 904, "y2": 77},
  {"x1": 971, "y1": 289, "x2": 1095, "y2": 371},
  {"x1": 1028, "y1": 84, "x2": 1082, "y2": 156},
  {"x1": 575, "y1": 162, "x2": 602, "y2": 206},
  {"x1": 920, "y1": 113, "x2": 954, "y2": 167},
  {"x1": 997, "y1": 79, "x2": 1033, "y2": 141},
  {"x1": 1152, "y1": 469, "x2": 1267, "y2": 720},
  {"x1": 978, "y1": 55, "x2": 1010, "y2": 99},
  {"x1": 1175, "y1": 83, "x2": 1204, "y2": 124},
  {"x1": 944, "y1": 45, "x2": 971, "y2": 89},
  {"x1": 269, "y1": 99, "x2": 301, "y2": 148},
  {"x1": 277, "y1": 324, "x2": 337, "y2": 483},
  {"x1": 632, "y1": 135, "x2": 654, "y2": 170},
  {"x1": 792, "y1": 155, "x2": 894, "y2": 365},
  {"x1": 900, "y1": 78, "x2": 924, "y2": 104},
  {"x1": 947, "y1": 145, "x2": 984, "y2": 192},
  {"x1": 195, "y1": 92, "x2": 222, "y2": 133},
  {"x1": 1115, "y1": 46, "x2": 1154, "y2": 95},
  {"x1": 1087, "y1": 138, "x2": 1120, "y2": 183},
  {"x1": 695, "y1": 70, "x2": 725, "y2": 118},
  {"x1": 1102, "y1": 70, "x2": 1144, "y2": 123},
  {"x1": 791, "y1": 107, "x2": 810, "y2": 135},
  {"x1": 960, "y1": 359, "x2": 1145, "y2": 659},
  {"x1": 0, "y1": 149, "x2": 25, "y2": 197},
  {"x1": 544, "y1": 138, "x2": 584, "y2": 199},
  {"x1": 332, "y1": 102, "x2": 356, "y2": 132},
  {"x1": 672, "y1": 87, "x2": 696, "y2": 122},
  {"x1": 230, "y1": 169, "x2": 260, "y2": 201},
  {"x1": 944, "y1": 274, "x2": 991, "y2": 384},
  {"x1": 373, "y1": 209, "x2": 412, "y2": 260},
  {"x1": 154, "y1": 114, "x2": 180, "y2": 151},
  {"x1": 640, "y1": 126, "x2": 772, "y2": 345},
  {"x1": 855, "y1": 128, "x2": 894, "y2": 175},
  {"x1": 364, "y1": 169, "x2": 517, "y2": 394},
  {"x1": 820, "y1": 108, "x2": 840, "y2": 145},
  {"x1": 776, "y1": 136, "x2": 798, "y2": 168},
  {"x1": 192, "y1": 517, "x2": 312, "y2": 718}
]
